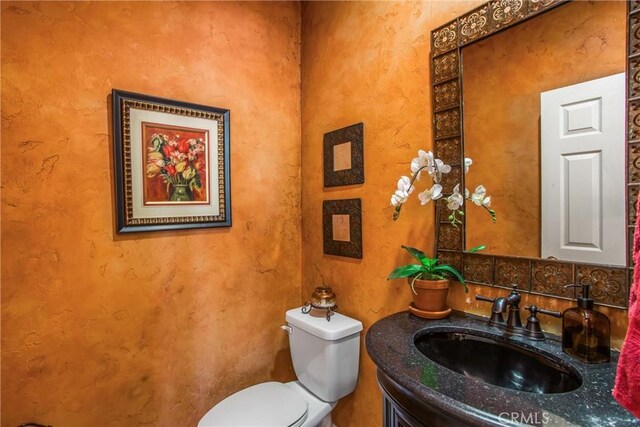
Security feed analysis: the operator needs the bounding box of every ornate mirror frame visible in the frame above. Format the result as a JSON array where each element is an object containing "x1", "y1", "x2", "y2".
[{"x1": 431, "y1": 0, "x2": 636, "y2": 308}]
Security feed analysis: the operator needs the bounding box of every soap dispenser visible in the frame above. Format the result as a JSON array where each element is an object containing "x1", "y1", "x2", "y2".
[{"x1": 562, "y1": 284, "x2": 610, "y2": 363}]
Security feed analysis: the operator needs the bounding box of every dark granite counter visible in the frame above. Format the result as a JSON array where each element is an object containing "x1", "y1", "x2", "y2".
[{"x1": 365, "y1": 310, "x2": 638, "y2": 427}]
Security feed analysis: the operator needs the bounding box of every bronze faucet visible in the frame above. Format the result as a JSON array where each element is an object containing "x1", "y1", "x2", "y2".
[{"x1": 476, "y1": 285, "x2": 561, "y2": 340}]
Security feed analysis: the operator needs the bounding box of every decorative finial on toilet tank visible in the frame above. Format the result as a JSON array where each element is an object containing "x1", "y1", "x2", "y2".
[{"x1": 301, "y1": 286, "x2": 338, "y2": 321}]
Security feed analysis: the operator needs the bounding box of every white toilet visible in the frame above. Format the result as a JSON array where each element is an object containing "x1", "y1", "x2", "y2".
[{"x1": 198, "y1": 307, "x2": 363, "y2": 427}]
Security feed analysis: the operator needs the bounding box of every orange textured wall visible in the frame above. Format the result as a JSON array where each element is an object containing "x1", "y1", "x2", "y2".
[
  {"x1": 1, "y1": 2, "x2": 300, "y2": 426},
  {"x1": 301, "y1": 2, "x2": 484, "y2": 426},
  {"x1": 3, "y1": 1, "x2": 633, "y2": 427},
  {"x1": 301, "y1": 2, "x2": 629, "y2": 427},
  {"x1": 464, "y1": 0, "x2": 626, "y2": 257}
]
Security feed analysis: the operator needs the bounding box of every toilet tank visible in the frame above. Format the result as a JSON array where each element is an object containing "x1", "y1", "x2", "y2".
[{"x1": 285, "y1": 308, "x2": 363, "y2": 402}]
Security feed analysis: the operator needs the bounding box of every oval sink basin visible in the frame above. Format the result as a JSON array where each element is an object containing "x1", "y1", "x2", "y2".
[{"x1": 414, "y1": 330, "x2": 582, "y2": 394}]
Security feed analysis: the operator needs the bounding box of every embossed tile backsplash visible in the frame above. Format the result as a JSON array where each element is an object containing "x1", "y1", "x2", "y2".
[
  {"x1": 463, "y1": 253, "x2": 494, "y2": 285},
  {"x1": 494, "y1": 257, "x2": 530, "y2": 290},
  {"x1": 576, "y1": 265, "x2": 628, "y2": 307},
  {"x1": 531, "y1": 260, "x2": 575, "y2": 299}
]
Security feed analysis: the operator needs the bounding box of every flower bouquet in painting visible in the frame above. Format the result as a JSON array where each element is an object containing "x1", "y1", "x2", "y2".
[{"x1": 145, "y1": 127, "x2": 208, "y2": 203}]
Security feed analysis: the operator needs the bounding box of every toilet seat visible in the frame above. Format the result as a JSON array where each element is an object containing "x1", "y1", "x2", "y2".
[{"x1": 198, "y1": 381, "x2": 309, "y2": 427}]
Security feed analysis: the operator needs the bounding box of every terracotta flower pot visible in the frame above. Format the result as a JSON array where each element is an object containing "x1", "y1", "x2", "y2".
[{"x1": 408, "y1": 277, "x2": 451, "y2": 319}]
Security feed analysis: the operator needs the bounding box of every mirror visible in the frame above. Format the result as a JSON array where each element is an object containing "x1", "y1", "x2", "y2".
[
  {"x1": 431, "y1": 0, "x2": 633, "y2": 307},
  {"x1": 463, "y1": 1, "x2": 627, "y2": 265}
]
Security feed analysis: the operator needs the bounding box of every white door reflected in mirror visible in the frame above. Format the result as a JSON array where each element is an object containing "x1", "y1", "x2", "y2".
[{"x1": 541, "y1": 73, "x2": 625, "y2": 266}]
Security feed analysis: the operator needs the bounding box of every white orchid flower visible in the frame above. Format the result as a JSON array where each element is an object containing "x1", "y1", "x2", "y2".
[
  {"x1": 447, "y1": 196, "x2": 462, "y2": 211},
  {"x1": 471, "y1": 185, "x2": 490, "y2": 206},
  {"x1": 418, "y1": 184, "x2": 443, "y2": 205},
  {"x1": 411, "y1": 150, "x2": 433, "y2": 181},
  {"x1": 388, "y1": 151, "x2": 495, "y2": 225},
  {"x1": 398, "y1": 176, "x2": 414, "y2": 194},
  {"x1": 391, "y1": 191, "x2": 406, "y2": 206},
  {"x1": 425, "y1": 151, "x2": 435, "y2": 166},
  {"x1": 464, "y1": 158, "x2": 473, "y2": 174},
  {"x1": 429, "y1": 159, "x2": 451, "y2": 182},
  {"x1": 390, "y1": 176, "x2": 415, "y2": 206},
  {"x1": 447, "y1": 184, "x2": 464, "y2": 210}
]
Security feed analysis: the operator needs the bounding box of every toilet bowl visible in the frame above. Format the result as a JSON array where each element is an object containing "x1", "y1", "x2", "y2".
[
  {"x1": 198, "y1": 381, "x2": 335, "y2": 427},
  {"x1": 198, "y1": 308, "x2": 363, "y2": 427}
]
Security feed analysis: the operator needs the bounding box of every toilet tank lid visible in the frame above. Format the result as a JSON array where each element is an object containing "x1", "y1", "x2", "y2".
[{"x1": 286, "y1": 308, "x2": 363, "y2": 340}]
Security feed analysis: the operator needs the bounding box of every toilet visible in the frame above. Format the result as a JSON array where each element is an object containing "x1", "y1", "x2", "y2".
[{"x1": 198, "y1": 307, "x2": 363, "y2": 427}]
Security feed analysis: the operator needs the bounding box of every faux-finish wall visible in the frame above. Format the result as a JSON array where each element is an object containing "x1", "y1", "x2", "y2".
[
  {"x1": 1, "y1": 2, "x2": 301, "y2": 426},
  {"x1": 301, "y1": 2, "x2": 484, "y2": 426},
  {"x1": 301, "y1": 2, "x2": 630, "y2": 427},
  {"x1": 3, "y1": 1, "x2": 633, "y2": 427}
]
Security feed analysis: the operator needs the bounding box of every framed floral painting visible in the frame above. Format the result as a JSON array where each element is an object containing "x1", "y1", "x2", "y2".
[{"x1": 112, "y1": 89, "x2": 231, "y2": 233}]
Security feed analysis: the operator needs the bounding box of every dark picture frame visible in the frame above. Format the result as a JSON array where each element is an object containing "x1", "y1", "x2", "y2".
[
  {"x1": 323, "y1": 198, "x2": 362, "y2": 259},
  {"x1": 112, "y1": 89, "x2": 231, "y2": 233},
  {"x1": 323, "y1": 122, "x2": 364, "y2": 187}
]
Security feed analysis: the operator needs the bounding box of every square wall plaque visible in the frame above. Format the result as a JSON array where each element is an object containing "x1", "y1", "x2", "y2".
[
  {"x1": 323, "y1": 122, "x2": 364, "y2": 187},
  {"x1": 323, "y1": 198, "x2": 362, "y2": 259}
]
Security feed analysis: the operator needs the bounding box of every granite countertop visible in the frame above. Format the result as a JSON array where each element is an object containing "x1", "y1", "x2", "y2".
[{"x1": 365, "y1": 310, "x2": 638, "y2": 427}]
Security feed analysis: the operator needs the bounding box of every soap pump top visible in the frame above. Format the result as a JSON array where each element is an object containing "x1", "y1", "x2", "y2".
[
  {"x1": 571, "y1": 283, "x2": 594, "y2": 310},
  {"x1": 562, "y1": 283, "x2": 610, "y2": 364}
]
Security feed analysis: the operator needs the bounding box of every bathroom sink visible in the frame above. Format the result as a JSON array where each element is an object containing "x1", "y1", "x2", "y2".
[
  {"x1": 414, "y1": 330, "x2": 582, "y2": 394},
  {"x1": 367, "y1": 312, "x2": 636, "y2": 426}
]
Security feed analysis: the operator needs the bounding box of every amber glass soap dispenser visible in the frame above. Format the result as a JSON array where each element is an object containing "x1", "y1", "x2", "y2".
[{"x1": 562, "y1": 284, "x2": 610, "y2": 363}]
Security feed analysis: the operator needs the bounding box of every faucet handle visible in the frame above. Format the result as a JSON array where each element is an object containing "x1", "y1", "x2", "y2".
[
  {"x1": 526, "y1": 305, "x2": 561, "y2": 319},
  {"x1": 475, "y1": 294, "x2": 504, "y2": 325},
  {"x1": 475, "y1": 294, "x2": 495, "y2": 303},
  {"x1": 523, "y1": 305, "x2": 562, "y2": 340}
]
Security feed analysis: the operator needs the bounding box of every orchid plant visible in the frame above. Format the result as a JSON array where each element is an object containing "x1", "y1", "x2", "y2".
[
  {"x1": 388, "y1": 245, "x2": 485, "y2": 294},
  {"x1": 387, "y1": 150, "x2": 496, "y2": 291},
  {"x1": 390, "y1": 150, "x2": 496, "y2": 226}
]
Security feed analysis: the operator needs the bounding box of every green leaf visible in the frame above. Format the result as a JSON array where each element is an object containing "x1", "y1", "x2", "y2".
[
  {"x1": 468, "y1": 245, "x2": 486, "y2": 253},
  {"x1": 424, "y1": 258, "x2": 437, "y2": 270},
  {"x1": 151, "y1": 135, "x2": 164, "y2": 151},
  {"x1": 388, "y1": 264, "x2": 424, "y2": 280},
  {"x1": 432, "y1": 264, "x2": 468, "y2": 292},
  {"x1": 401, "y1": 245, "x2": 430, "y2": 266}
]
